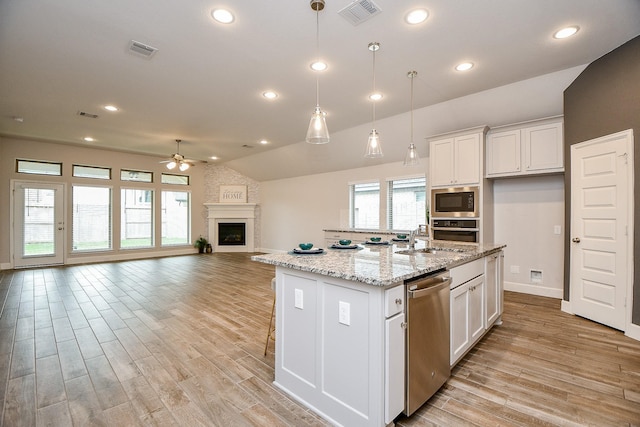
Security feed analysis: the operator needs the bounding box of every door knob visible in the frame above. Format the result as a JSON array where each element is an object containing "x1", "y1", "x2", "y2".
[{"x1": 572, "y1": 237, "x2": 580, "y2": 243}]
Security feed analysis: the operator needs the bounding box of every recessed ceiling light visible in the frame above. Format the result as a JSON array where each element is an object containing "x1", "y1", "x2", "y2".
[
  {"x1": 83, "y1": 137, "x2": 95, "y2": 142},
  {"x1": 405, "y1": 8, "x2": 429, "y2": 25},
  {"x1": 259, "y1": 139, "x2": 269, "y2": 145},
  {"x1": 310, "y1": 61, "x2": 328, "y2": 71},
  {"x1": 104, "y1": 105, "x2": 118, "y2": 112},
  {"x1": 455, "y1": 62, "x2": 474, "y2": 72},
  {"x1": 369, "y1": 93, "x2": 383, "y2": 101},
  {"x1": 210, "y1": 156, "x2": 219, "y2": 160},
  {"x1": 212, "y1": 8, "x2": 234, "y2": 24},
  {"x1": 263, "y1": 91, "x2": 278, "y2": 99},
  {"x1": 554, "y1": 26, "x2": 579, "y2": 39}
]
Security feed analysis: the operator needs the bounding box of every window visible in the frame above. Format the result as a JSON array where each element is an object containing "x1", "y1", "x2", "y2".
[
  {"x1": 17, "y1": 159, "x2": 61, "y2": 176},
  {"x1": 162, "y1": 190, "x2": 190, "y2": 246},
  {"x1": 72, "y1": 186, "x2": 112, "y2": 251},
  {"x1": 121, "y1": 188, "x2": 154, "y2": 248},
  {"x1": 387, "y1": 177, "x2": 426, "y2": 230},
  {"x1": 161, "y1": 173, "x2": 189, "y2": 185},
  {"x1": 121, "y1": 169, "x2": 153, "y2": 183},
  {"x1": 73, "y1": 165, "x2": 111, "y2": 180},
  {"x1": 350, "y1": 182, "x2": 380, "y2": 229}
]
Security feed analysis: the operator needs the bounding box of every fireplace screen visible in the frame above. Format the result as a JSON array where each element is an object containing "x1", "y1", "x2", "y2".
[{"x1": 218, "y1": 222, "x2": 246, "y2": 246}]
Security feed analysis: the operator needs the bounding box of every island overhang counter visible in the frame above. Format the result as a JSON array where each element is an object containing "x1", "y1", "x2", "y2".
[{"x1": 252, "y1": 240, "x2": 505, "y2": 427}]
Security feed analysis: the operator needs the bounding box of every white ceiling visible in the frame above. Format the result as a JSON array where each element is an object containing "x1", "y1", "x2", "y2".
[{"x1": 1, "y1": 0, "x2": 639, "y2": 179}]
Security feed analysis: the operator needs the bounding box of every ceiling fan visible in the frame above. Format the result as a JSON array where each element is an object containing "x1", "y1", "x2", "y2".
[{"x1": 160, "y1": 139, "x2": 195, "y2": 171}]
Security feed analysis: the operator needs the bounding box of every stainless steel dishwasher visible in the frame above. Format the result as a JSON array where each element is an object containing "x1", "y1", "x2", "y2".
[{"x1": 404, "y1": 270, "x2": 451, "y2": 416}]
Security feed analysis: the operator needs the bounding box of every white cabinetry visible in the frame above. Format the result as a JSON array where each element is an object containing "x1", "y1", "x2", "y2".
[
  {"x1": 275, "y1": 268, "x2": 404, "y2": 427},
  {"x1": 430, "y1": 132, "x2": 482, "y2": 187},
  {"x1": 450, "y1": 274, "x2": 485, "y2": 366},
  {"x1": 384, "y1": 286, "x2": 405, "y2": 424},
  {"x1": 486, "y1": 117, "x2": 564, "y2": 178},
  {"x1": 485, "y1": 250, "x2": 504, "y2": 327}
]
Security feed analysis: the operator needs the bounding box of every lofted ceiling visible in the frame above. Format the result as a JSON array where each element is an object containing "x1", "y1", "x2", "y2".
[{"x1": 1, "y1": 0, "x2": 639, "y2": 179}]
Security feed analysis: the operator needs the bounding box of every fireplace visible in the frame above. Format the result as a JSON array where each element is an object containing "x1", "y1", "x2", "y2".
[
  {"x1": 204, "y1": 203, "x2": 256, "y2": 253},
  {"x1": 218, "y1": 222, "x2": 246, "y2": 246}
]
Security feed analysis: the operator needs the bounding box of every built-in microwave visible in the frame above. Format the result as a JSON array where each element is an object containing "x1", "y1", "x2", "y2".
[{"x1": 431, "y1": 186, "x2": 479, "y2": 218}]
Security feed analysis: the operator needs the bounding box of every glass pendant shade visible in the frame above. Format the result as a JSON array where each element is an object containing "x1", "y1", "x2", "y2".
[
  {"x1": 403, "y1": 70, "x2": 420, "y2": 167},
  {"x1": 306, "y1": 106, "x2": 330, "y2": 144},
  {"x1": 179, "y1": 162, "x2": 190, "y2": 171},
  {"x1": 404, "y1": 143, "x2": 420, "y2": 166},
  {"x1": 166, "y1": 161, "x2": 177, "y2": 170},
  {"x1": 365, "y1": 129, "x2": 383, "y2": 157},
  {"x1": 364, "y1": 41, "x2": 383, "y2": 158},
  {"x1": 306, "y1": 0, "x2": 330, "y2": 144}
]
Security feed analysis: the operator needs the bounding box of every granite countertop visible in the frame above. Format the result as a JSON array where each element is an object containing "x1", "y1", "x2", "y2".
[{"x1": 252, "y1": 240, "x2": 505, "y2": 287}]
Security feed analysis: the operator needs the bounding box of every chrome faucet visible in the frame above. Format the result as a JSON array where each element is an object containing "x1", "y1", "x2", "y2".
[{"x1": 409, "y1": 225, "x2": 429, "y2": 250}]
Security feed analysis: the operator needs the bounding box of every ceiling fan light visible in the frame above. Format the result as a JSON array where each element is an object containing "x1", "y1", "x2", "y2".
[
  {"x1": 306, "y1": 106, "x2": 330, "y2": 144},
  {"x1": 365, "y1": 129, "x2": 383, "y2": 158},
  {"x1": 166, "y1": 161, "x2": 177, "y2": 170},
  {"x1": 179, "y1": 162, "x2": 190, "y2": 171}
]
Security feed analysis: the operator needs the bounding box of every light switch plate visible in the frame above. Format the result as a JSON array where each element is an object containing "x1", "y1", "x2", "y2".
[
  {"x1": 339, "y1": 301, "x2": 350, "y2": 325},
  {"x1": 554, "y1": 225, "x2": 562, "y2": 235},
  {"x1": 294, "y1": 289, "x2": 303, "y2": 309}
]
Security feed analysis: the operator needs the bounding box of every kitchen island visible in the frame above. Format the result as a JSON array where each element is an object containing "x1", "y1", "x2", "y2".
[{"x1": 252, "y1": 239, "x2": 505, "y2": 427}]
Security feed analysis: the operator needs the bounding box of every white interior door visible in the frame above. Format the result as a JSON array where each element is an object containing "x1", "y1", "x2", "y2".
[
  {"x1": 13, "y1": 181, "x2": 65, "y2": 268},
  {"x1": 570, "y1": 130, "x2": 633, "y2": 331}
]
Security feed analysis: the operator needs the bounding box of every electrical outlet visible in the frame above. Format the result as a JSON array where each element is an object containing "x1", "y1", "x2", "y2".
[
  {"x1": 294, "y1": 289, "x2": 303, "y2": 309},
  {"x1": 530, "y1": 269, "x2": 543, "y2": 284},
  {"x1": 339, "y1": 301, "x2": 350, "y2": 325},
  {"x1": 510, "y1": 265, "x2": 520, "y2": 274}
]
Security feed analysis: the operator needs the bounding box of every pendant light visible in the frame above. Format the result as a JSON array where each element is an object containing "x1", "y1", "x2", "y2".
[
  {"x1": 306, "y1": 0, "x2": 330, "y2": 144},
  {"x1": 403, "y1": 71, "x2": 420, "y2": 166},
  {"x1": 364, "y1": 42, "x2": 383, "y2": 158}
]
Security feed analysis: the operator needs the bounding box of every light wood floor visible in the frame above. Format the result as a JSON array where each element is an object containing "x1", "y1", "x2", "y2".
[{"x1": 0, "y1": 253, "x2": 638, "y2": 426}]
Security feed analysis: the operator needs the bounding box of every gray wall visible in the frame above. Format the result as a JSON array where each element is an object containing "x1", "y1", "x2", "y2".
[{"x1": 563, "y1": 35, "x2": 640, "y2": 325}]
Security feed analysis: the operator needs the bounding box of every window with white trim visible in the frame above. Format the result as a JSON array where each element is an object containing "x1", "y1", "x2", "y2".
[
  {"x1": 121, "y1": 188, "x2": 154, "y2": 248},
  {"x1": 387, "y1": 176, "x2": 426, "y2": 231},
  {"x1": 161, "y1": 190, "x2": 190, "y2": 246},
  {"x1": 72, "y1": 185, "x2": 112, "y2": 251},
  {"x1": 350, "y1": 182, "x2": 380, "y2": 229}
]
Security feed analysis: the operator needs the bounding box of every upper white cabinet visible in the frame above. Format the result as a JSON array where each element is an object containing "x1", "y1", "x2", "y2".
[
  {"x1": 429, "y1": 127, "x2": 487, "y2": 188},
  {"x1": 486, "y1": 117, "x2": 564, "y2": 178}
]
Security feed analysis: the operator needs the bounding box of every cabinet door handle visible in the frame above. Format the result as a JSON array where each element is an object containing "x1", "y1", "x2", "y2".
[{"x1": 395, "y1": 298, "x2": 403, "y2": 305}]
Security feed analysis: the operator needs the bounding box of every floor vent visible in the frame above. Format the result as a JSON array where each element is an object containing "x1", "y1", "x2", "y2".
[
  {"x1": 77, "y1": 111, "x2": 98, "y2": 119},
  {"x1": 338, "y1": 0, "x2": 381, "y2": 26},
  {"x1": 128, "y1": 40, "x2": 158, "y2": 58}
]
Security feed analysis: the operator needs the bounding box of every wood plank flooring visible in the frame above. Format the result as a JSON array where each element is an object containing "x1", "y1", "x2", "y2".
[{"x1": 1, "y1": 253, "x2": 639, "y2": 426}]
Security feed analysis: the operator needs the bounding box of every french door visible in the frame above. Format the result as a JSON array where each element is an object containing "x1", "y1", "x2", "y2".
[{"x1": 13, "y1": 181, "x2": 65, "y2": 268}]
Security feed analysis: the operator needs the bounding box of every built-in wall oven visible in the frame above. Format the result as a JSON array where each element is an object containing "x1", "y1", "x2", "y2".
[
  {"x1": 431, "y1": 186, "x2": 478, "y2": 218},
  {"x1": 431, "y1": 186, "x2": 480, "y2": 242},
  {"x1": 431, "y1": 219, "x2": 479, "y2": 243}
]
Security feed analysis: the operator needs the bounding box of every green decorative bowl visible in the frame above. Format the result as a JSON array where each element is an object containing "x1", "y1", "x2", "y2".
[
  {"x1": 370, "y1": 237, "x2": 382, "y2": 242},
  {"x1": 339, "y1": 239, "x2": 352, "y2": 246},
  {"x1": 396, "y1": 234, "x2": 407, "y2": 239},
  {"x1": 299, "y1": 243, "x2": 313, "y2": 250}
]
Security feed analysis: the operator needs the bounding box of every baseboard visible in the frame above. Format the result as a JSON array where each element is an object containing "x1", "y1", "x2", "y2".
[
  {"x1": 64, "y1": 248, "x2": 195, "y2": 266},
  {"x1": 561, "y1": 299, "x2": 573, "y2": 314},
  {"x1": 0, "y1": 263, "x2": 11, "y2": 271},
  {"x1": 626, "y1": 322, "x2": 640, "y2": 342},
  {"x1": 504, "y1": 281, "x2": 563, "y2": 298}
]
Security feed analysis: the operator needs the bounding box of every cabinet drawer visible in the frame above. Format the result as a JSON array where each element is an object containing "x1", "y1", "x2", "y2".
[
  {"x1": 385, "y1": 285, "x2": 404, "y2": 318},
  {"x1": 450, "y1": 258, "x2": 484, "y2": 289}
]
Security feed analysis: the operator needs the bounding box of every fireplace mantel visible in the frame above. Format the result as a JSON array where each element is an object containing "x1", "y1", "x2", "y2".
[{"x1": 204, "y1": 203, "x2": 257, "y2": 252}]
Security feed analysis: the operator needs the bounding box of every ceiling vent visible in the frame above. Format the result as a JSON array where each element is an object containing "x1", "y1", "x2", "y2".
[
  {"x1": 128, "y1": 40, "x2": 158, "y2": 58},
  {"x1": 338, "y1": 0, "x2": 381, "y2": 26},
  {"x1": 77, "y1": 111, "x2": 98, "y2": 119}
]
